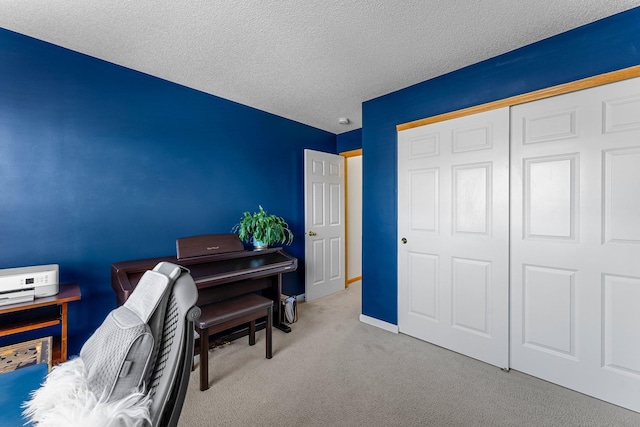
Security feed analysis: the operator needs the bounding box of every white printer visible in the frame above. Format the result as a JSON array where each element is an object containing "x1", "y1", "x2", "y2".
[{"x1": 0, "y1": 264, "x2": 59, "y2": 306}]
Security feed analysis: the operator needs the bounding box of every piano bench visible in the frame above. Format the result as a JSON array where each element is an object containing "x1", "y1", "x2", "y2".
[{"x1": 195, "y1": 293, "x2": 273, "y2": 391}]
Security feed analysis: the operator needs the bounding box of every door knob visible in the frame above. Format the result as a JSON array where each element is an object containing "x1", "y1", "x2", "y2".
[
  {"x1": 308, "y1": 231, "x2": 317, "y2": 236},
  {"x1": 401, "y1": 237, "x2": 407, "y2": 244}
]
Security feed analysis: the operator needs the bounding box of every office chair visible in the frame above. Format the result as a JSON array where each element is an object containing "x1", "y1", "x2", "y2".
[{"x1": 23, "y1": 262, "x2": 200, "y2": 427}]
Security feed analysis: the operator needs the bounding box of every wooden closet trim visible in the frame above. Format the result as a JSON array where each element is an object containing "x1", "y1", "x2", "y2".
[{"x1": 397, "y1": 65, "x2": 640, "y2": 131}]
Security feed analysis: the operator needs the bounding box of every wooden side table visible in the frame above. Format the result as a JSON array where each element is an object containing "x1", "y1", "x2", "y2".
[{"x1": 0, "y1": 283, "x2": 81, "y2": 364}]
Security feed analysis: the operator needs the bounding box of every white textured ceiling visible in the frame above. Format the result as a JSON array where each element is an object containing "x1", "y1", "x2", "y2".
[{"x1": 0, "y1": 1, "x2": 638, "y2": 134}]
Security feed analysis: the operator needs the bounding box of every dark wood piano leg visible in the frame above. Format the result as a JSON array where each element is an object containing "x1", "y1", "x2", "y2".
[
  {"x1": 272, "y1": 273, "x2": 291, "y2": 333},
  {"x1": 274, "y1": 322, "x2": 291, "y2": 333}
]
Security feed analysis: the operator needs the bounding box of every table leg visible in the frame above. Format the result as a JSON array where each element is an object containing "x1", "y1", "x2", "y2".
[
  {"x1": 61, "y1": 302, "x2": 68, "y2": 362},
  {"x1": 249, "y1": 320, "x2": 256, "y2": 346},
  {"x1": 266, "y1": 305, "x2": 273, "y2": 359},
  {"x1": 199, "y1": 327, "x2": 209, "y2": 391}
]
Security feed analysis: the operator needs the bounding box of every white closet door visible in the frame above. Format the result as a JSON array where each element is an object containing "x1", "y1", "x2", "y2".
[
  {"x1": 510, "y1": 76, "x2": 640, "y2": 412},
  {"x1": 398, "y1": 107, "x2": 510, "y2": 369}
]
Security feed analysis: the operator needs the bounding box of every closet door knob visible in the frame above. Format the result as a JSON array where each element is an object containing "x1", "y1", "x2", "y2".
[
  {"x1": 308, "y1": 231, "x2": 317, "y2": 236},
  {"x1": 401, "y1": 237, "x2": 407, "y2": 244}
]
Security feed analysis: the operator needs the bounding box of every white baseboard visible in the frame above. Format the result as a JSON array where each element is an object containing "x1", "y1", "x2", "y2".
[{"x1": 359, "y1": 314, "x2": 399, "y2": 333}]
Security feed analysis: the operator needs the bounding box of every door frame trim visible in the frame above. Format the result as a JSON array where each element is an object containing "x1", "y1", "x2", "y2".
[
  {"x1": 340, "y1": 148, "x2": 363, "y2": 288},
  {"x1": 397, "y1": 65, "x2": 640, "y2": 131}
]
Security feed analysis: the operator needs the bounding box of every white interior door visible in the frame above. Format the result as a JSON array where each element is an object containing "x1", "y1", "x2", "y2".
[
  {"x1": 304, "y1": 149, "x2": 345, "y2": 301},
  {"x1": 397, "y1": 107, "x2": 510, "y2": 368},
  {"x1": 510, "y1": 76, "x2": 640, "y2": 412}
]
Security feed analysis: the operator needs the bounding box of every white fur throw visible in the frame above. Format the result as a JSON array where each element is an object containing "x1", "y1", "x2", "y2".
[{"x1": 22, "y1": 358, "x2": 151, "y2": 427}]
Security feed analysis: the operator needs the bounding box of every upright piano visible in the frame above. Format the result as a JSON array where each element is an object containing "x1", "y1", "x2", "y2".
[{"x1": 110, "y1": 234, "x2": 298, "y2": 333}]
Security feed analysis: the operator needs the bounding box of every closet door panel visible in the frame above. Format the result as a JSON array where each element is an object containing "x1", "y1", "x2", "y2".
[
  {"x1": 398, "y1": 107, "x2": 509, "y2": 369},
  {"x1": 511, "y1": 76, "x2": 640, "y2": 413}
]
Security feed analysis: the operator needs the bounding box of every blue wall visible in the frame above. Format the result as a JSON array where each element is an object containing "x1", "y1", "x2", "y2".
[
  {"x1": 0, "y1": 29, "x2": 335, "y2": 355},
  {"x1": 336, "y1": 128, "x2": 362, "y2": 153},
  {"x1": 361, "y1": 7, "x2": 640, "y2": 325}
]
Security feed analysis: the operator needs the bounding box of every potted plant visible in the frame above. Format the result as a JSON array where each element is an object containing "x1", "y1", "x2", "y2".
[{"x1": 232, "y1": 205, "x2": 294, "y2": 249}]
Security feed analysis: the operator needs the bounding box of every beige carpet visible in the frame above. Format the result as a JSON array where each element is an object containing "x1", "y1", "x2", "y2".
[{"x1": 178, "y1": 281, "x2": 640, "y2": 426}]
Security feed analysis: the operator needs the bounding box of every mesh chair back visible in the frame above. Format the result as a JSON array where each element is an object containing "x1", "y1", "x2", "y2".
[{"x1": 147, "y1": 267, "x2": 200, "y2": 427}]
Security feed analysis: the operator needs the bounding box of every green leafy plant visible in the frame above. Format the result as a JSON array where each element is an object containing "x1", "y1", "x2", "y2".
[{"x1": 232, "y1": 205, "x2": 294, "y2": 247}]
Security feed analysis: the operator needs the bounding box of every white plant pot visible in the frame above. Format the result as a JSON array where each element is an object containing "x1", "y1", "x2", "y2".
[{"x1": 253, "y1": 238, "x2": 268, "y2": 249}]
